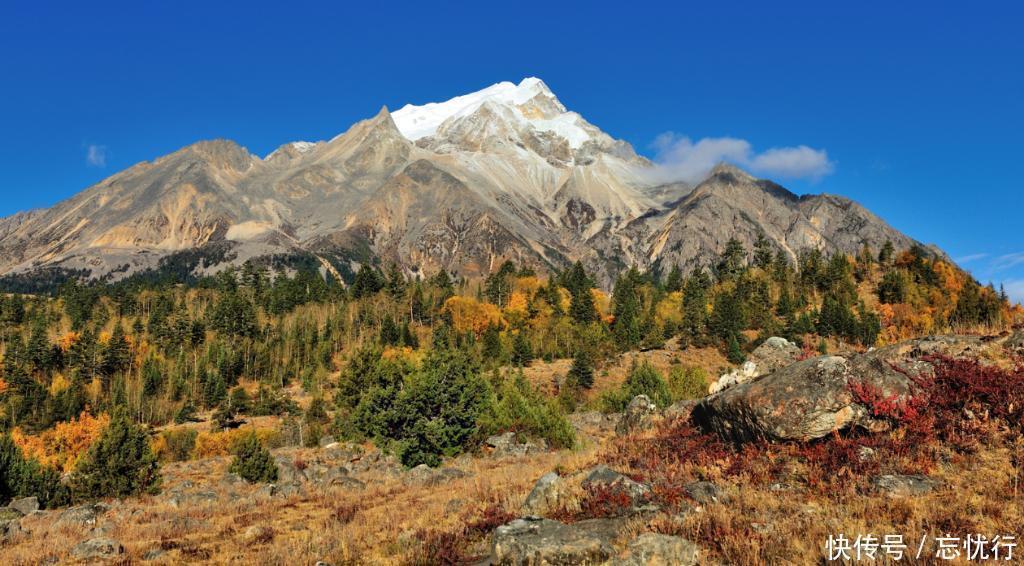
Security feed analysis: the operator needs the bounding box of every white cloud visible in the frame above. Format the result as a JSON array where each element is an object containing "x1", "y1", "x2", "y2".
[
  {"x1": 993, "y1": 252, "x2": 1024, "y2": 271},
  {"x1": 86, "y1": 144, "x2": 107, "y2": 167},
  {"x1": 955, "y1": 253, "x2": 989, "y2": 264},
  {"x1": 644, "y1": 133, "x2": 834, "y2": 184}
]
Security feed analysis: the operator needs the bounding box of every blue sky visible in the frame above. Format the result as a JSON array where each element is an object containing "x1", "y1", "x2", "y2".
[{"x1": 1, "y1": 1, "x2": 1021, "y2": 300}]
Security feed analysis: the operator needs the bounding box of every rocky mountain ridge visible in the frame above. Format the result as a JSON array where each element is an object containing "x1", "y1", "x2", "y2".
[{"x1": 0, "y1": 78, "x2": 928, "y2": 286}]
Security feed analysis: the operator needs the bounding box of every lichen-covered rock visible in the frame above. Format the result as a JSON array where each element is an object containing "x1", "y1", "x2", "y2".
[
  {"x1": 614, "y1": 533, "x2": 699, "y2": 566},
  {"x1": 491, "y1": 517, "x2": 615, "y2": 565},
  {"x1": 694, "y1": 354, "x2": 914, "y2": 442},
  {"x1": 403, "y1": 465, "x2": 470, "y2": 486},
  {"x1": 0, "y1": 507, "x2": 23, "y2": 544},
  {"x1": 485, "y1": 431, "x2": 548, "y2": 457},
  {"x1": 522, "y1": 472, "x2": 563, "y2": 516},
  {"x1": 55, "y1": 503, "x2": 109, "y2": 527},
  {"x1": 70, "y1": 537, "x2": 123, "y2": 559},
  {"x1": 615, "y1": 395, "x2": 659, "y2": 435},
  {"x1": 8, "y1": 496, "x2": 39, "y2": 515},
  {"x1": 871, "y1": 474, "x2": 939, "y2": 497}
]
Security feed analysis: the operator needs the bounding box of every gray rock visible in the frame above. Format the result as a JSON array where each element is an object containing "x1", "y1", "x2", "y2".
[
  {"x1": 256, "y1": 484, "x2": 277, "y2": 498},
  {"x1": 318, "y1": 435, "x2": 337, "y2": 448},
  {"x1": 871, "y1": 474, "x2": 939, "y2": 497},
  {"x1": 242, "y1": 525, "x2": 274, "y2": 544},
  {"x1": 70, "y1": 537, "x2": 123, "y2": 560},
  {"x1": 0, "y1": 507, "x2": 23, "y2": 543},
  {"x1": 491, "y1": 517, "x2": 615, "y2": 566},
  {"x1": 275, "y1": 456, "x2": 308, "y2": 485},
  {"x1": 614, "y1": 533, "x2": 699, "y2": 566},
  {"x1": 684, "y1": 481, "x2": 722, "y2": 504},
  {"x1": 522, "y1": 472, "x2": 563, "y2": 516},
  {"x1": 616, "y1": 395, "x2": 659, "y2": 435},
  {"x1": 404, "y1": 464, "x2": 470, "y2": 486},
  {"x1": 166, "y1": 489, "x2": 218, "y2": 508},
  {"x1": 485, "y1": 431, "x2": 548, "y2": 458},
  {"x1": 9, "y1": 496, "x2": 39, "y2": 515},
  {"x1": 56, "y1": 503, "x2": 109, "y2": 527},
  {"x1": 142, "y1": 548, "x2": 167, "y2": 561},
  {"x1": 663, "y1": 399, "x2": 700, "y2": 420}
]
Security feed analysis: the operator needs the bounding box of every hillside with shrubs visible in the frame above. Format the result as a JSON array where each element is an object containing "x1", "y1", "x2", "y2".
[{"x1": 0, "y1": 239, "x2": 1020, "y2": 564}]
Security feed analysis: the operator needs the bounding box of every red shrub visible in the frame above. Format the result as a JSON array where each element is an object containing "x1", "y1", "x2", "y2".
[
  {"x1": 578, "y1": 485, "x2": 635, "y2": 518},
  {"x1": 465, "y1": 504, "x2": 516, "y2": 536}
]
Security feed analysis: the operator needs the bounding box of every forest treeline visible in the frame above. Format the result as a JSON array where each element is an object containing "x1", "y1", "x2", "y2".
[{"x1": 0, "y1": 238, "x2": 1017, "y2": 507}]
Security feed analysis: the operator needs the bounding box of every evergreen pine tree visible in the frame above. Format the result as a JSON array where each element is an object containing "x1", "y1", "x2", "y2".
[
  {"x1": 229, "y1": 432, "x2": 278, "y2": 483},
  {"x1": 72, "y1": 411, "x2": 161, "y2": 499},
  {"x1": 566, "y1": 348, "x2": 594, "y2": 389}
]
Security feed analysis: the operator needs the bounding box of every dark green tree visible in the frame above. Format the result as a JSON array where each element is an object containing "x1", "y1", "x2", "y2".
[
  {"x1": 229, "y1": 432, "x2": 278, "y2": 483},
  {"x1": 71, "y1": 411, "x2": 161, "y2": 500}
]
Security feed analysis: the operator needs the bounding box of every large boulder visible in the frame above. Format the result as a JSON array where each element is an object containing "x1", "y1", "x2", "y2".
[
  {"x1": 522, "y1": 472, "x2": 564, "y2": 516},
  {"x1": 694, "y1": 355, "x2": 911, "y2": 443},
  {"x1": 615, "y1": 395, "x2": 659, "y2": 435},
  {"x1": 491, "y1": 517, "x2": 615, "y2": 565},
  {"x1": 70, "y1": 537, "x2": 123, "y2": 560},
  {"x1": 8, "y1": 496, "x2": 39, "y2": 515},
  {"x1": 709, "y1": 337, "x2": 801, "y2": 394}
]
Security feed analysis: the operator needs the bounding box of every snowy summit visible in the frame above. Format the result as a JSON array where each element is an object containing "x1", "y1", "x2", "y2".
[{"x1": 391, "y1": 77, "x2": 594, "y2": 148}]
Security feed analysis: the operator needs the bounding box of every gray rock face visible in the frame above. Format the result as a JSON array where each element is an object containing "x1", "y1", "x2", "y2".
[
  {"x1": 491, "y1": 517, "x2": 615, "y2": 566},
  {"x1": 614, "y1": 533, "x2": 699, "y2": 566},
  {"x1": 693, "y1": 354, "x2": 911, "y2": 443},
  {"x1": 871, "y1": 474, "x2": 939, "y2": 497},
  {"x1": 522, "y1": 472, "x2": 564, "y2": 516},
  {"x1": 8, "y1": 496, "x2": 39, "y2": 515},
  {"x1": 70, "y1": 537, "x2": 123, "y2": 560},
  {"x1": 615, "y1": 395, "x2": 659, "y2": 435}
]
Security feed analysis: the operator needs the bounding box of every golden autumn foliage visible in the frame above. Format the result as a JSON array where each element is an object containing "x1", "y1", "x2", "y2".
[
  {"x1": 58, "y1": 331, "x2": 79, "y2": 352},
  {"x1": 655, "y1": 291, "x2": 685, "y2": 328},
  {"x1": 513, "y1": 276, "x2": 543, "y2": 295},
  {"x1": 0, "y1": 377, "x2": 8, "y2": 395},
  {"x1": 48, "y1": 373, "x2": 70, "y2": 396},
  {"x1": 12, "y1": 411, "x2": 110, "y2": 473},
  {"x1": 443, "y1": 296, "x2": 502, "y2": 336},
  {"x1": 192, "y1": 427, "x2": 281, "y2": 459},
  {"x1": 503, "y1": 291, "x2": 530, "y2": 325}
]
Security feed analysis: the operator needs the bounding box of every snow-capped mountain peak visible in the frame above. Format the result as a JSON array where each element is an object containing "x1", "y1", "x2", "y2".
[{"x1": 392, "y1": 77, "x2": 597, "y2": 148}]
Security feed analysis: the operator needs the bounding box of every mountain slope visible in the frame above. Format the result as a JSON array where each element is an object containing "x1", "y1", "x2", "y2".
[{"x1": 0, "y1": 78, "x2": 935, "y2": 286}]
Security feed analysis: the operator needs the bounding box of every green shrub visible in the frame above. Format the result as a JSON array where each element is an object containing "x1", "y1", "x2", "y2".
[
  {"x1": 0, "y1": 434, "x2": 69, "y2": 508},
  {"x1": 667, "y1": 365, "x2": 708, "y2": 401},
  {"x1": 600, "y1": 361, "x2": 671, "y2": 412},
  {"x1": 160, "y1": 428, "x2": 197, "y2": 462},
  {"x1": 392, "y1": 348, "x2": 490, "y2": 467},
  {"x1": 479, "y1": 373, "x2": 575, "y2": 450},
  {"x1": 229, "y1": 431, "x2": 278, "y2": 483},
  {"x1": 71, "y1": 411, "x2": 162, "y2": 500}
]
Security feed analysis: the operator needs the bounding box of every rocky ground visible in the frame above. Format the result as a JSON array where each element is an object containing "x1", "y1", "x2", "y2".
[{"x1": 1, "y1": 331, "x2": 1022, "y2": 564}]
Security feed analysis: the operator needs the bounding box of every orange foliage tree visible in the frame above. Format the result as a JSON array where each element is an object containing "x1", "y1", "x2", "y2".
[
  {"x1": 12, "y1": 411, "x2": 111, "y2": 473},
  {"x1": 443, "y1": 296, "x2": 502, "y2": 336}
]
